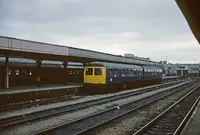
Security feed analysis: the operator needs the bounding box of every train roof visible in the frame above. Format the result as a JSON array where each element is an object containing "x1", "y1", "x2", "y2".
[
  {"x1": 87, "y1": 62, "x2": 162, "y2": 71},
  {"x1": 87, "y1": 62, "x2": 143, "y2": 70},
  {"x1": 0, "y1": 57, "x2": 83, "y2": 68},
  {"x1": 142, "y1": 65, "x2": 162, "y2": 70}
]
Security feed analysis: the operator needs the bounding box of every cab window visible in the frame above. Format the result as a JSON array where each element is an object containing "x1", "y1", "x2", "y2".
[
  {"x1": 86, "y1": 68, "x2": 93, "y2": 75},
  {"x1": 94, "y1": 68, "x2": 102, "y2": 75}
]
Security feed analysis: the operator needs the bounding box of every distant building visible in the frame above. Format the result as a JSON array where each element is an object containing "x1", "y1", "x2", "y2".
[
  {"x1": 124, "y1": 53, "x2": 150, "y2": 61},
  {"x1": 124, "y1": 53, "x2": 135, "y2": 58},
  {"x1": 163, "y1": 63, "x2": 200, "y2": 77}
]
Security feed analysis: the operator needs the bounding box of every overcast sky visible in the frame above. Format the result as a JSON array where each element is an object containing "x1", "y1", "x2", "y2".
[{"x1": 0, "y1": 0, "x2": 200, "y2": 63}]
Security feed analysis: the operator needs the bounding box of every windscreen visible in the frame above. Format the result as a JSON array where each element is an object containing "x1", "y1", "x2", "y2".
[
  {"x1": 86, "y1": 68, "x2": 93, "y2": 75},
  {"x1": 94, "y1": 68, "x2": 103, "y2": 75}
]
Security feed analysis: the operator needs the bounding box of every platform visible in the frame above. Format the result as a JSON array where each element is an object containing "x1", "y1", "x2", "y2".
[
  {"x1": 162, "y1": 76, "x2": 181, "y2": 82},
  {"x1": 162, "y1": 76, "x2": 181, "y2": 80},
  {"x1": 0, "y1": 83, "x2": 83, "y2": 106},
  {"x1": 181, "y1": 99, "x2": 200, "y2": 135},
  {"x1": 0, "y1": 83, "x2": 82, "y2": 95}
]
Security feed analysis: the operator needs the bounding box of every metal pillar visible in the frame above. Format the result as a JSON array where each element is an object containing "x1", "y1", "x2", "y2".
[
  {"x1": 35, "y1": 60, "x2": 42, "y2": 86},
  {"x1": 5, "y1": 57, "x2": 9, "y2": 89},
  {"x1": 82, "y1": 63, "x2": 87, "y2": 68},
  {"x1": 181, "y1": 70, "x2": 183, "y2": 76},
  {"x1": 63, "y1": 61, "x2": 68, "y2": 68},
  {"x1": 62, "y1": 61, "x2": 68, "y2": 84}
]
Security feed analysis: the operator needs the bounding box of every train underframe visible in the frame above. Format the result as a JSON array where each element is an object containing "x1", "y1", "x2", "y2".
[{"x1": 83, "y1": 78, "x2": 162, "y2": 93}]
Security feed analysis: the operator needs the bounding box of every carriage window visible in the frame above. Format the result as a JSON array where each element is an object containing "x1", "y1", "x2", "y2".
[
  {"x1": 139, "y1": 70, "x2": 142, "y2": 76},
  {"x1": 9, "y1": 70, "x2": 12, "y2": 75},
  {"x1": 95, "y1": 68, "x2": 102, "y2": 75},
  {"x1": 117, "y1": 69, "x2": 121, "y2": 76},
  {"x1": 121, "y1": 69, "x2": 125, "y2": 77},
  {"x1": 15, "y1": 70, "x2": 20, "y2": 76},
  {"x1": 130, "y1": 70, "x2": 133, "y2": 76},
  {"x1": 86, "y1": 68, "x2": 93, "y2": 75},
  {"x1": 109, "y1": 69, "x2": 114, "y2": 77},
  {"x1": 69, "y1": 70, "x2": 72, "y2": 74},
  {"x1": 125, "y1": 69, "x2": 128, "y2": 76},
  {"x1": 135, "y1": 70, "x2": 138, "y2": 76},
  {"x1": 29, "y1": 70, "x2": 32, "y2": 76},
  {"x1": 25, "y1": 70, "x2": 27, "y2": 75},
  {"x1": 133, "y1": 70, "x2": 136, "y2": 76},
  {"x1": 127, "y1": 69, "x2": 130, "y2": 76}
]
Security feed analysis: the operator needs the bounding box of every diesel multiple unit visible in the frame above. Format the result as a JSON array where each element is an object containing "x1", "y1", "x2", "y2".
[{"x1": 84, "y1": 62, "x2": 162, "y2": 91}]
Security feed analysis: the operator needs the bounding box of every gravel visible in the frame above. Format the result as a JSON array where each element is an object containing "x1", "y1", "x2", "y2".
[
  {"x1": 0, "y1": 81, "x2": 178, "y2": 119},
  {"x1": 93, "y1": 83, "x2": 199, "y2": 135}
]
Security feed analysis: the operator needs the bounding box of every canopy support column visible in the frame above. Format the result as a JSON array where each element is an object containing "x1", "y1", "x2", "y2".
[
  {"x1": 5, "y1": 57, "x2": 9, "y2": 89},
  {"x1": 35, "y1": 60, "x2": 42, "y2": 86},
  {"x1": 62, "y1": 61, "x2": 68, "y2": 84}
]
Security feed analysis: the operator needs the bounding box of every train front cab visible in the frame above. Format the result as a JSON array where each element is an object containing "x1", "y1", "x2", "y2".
[{"x1": 83, "y1": 66, "x2": 107, "y2": 90}]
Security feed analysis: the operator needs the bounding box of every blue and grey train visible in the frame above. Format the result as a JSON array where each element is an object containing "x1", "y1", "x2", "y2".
[{"x1": 84, "y1": 62, "x2": 162, "y2": 91}]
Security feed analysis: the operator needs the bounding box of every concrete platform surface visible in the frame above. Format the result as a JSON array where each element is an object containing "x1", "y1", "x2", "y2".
[
  {"x1": 162, "y1": 76, "x2": 180, "y2": 79},
  {"x1": 181, "y1": 99, "x2": 200, "y2": 135},
  {"x1": 0, "y1": 83, "x2": 83, "y2": 95}
]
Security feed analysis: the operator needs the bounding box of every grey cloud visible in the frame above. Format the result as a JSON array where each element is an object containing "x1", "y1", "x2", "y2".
[{"x1": 0, "y1": 0, "x2": 199, "y2": 63}]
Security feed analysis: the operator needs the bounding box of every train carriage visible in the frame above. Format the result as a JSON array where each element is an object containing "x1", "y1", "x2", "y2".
[
  {"x1": 83, "y1": 62, "x2": 162, "y2": 92},
  {"x1": 143, "y1": 66, "x2": 162, "y2": 81},
  {"x1": 0, "y1": 58, "x2": 83, "y2": 87}
]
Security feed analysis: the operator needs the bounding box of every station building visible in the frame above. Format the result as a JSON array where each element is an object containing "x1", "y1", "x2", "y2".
[{"x1": 162, "y1": 63, "x2": 200, "y2": 77}]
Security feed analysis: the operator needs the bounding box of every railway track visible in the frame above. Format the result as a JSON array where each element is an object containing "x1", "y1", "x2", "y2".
[
  {"x1": 0, "y1": 79, "x2": 178, "y2": 113},
  {"x1": 0, "y1": 80, "x2": 187, "y2": 129},
  {"x1": 133, "y1": 84, "x2": 200, "y2": 135},
  {"x1": 34, "y1": 80, "x2": 198, "y2": 135}
]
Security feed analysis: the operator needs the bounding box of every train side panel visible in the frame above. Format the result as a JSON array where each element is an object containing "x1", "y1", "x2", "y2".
[{"x1": 106, "y1": 69, "x2": 143, "y2": 84}]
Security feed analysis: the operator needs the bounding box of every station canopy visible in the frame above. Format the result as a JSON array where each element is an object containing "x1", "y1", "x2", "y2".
[{"x1": 176, "y1": 0, "x2": 200, "y2": 43}]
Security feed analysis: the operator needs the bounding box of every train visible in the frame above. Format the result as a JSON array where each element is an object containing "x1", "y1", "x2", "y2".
[
  {"x1": 83, "y1": 62, "x2": 162, "y2": 92},
  {"x1": 0, "y1": 58, "x2": 83, "y2": 87},
  {"x1": 1, "y1": 57, "x2": 199, "y2": 92}
]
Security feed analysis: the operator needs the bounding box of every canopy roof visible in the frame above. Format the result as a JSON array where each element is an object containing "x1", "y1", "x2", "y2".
[{"x1": 176, "y1": 0, "x2": 200, "y2": 43}]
